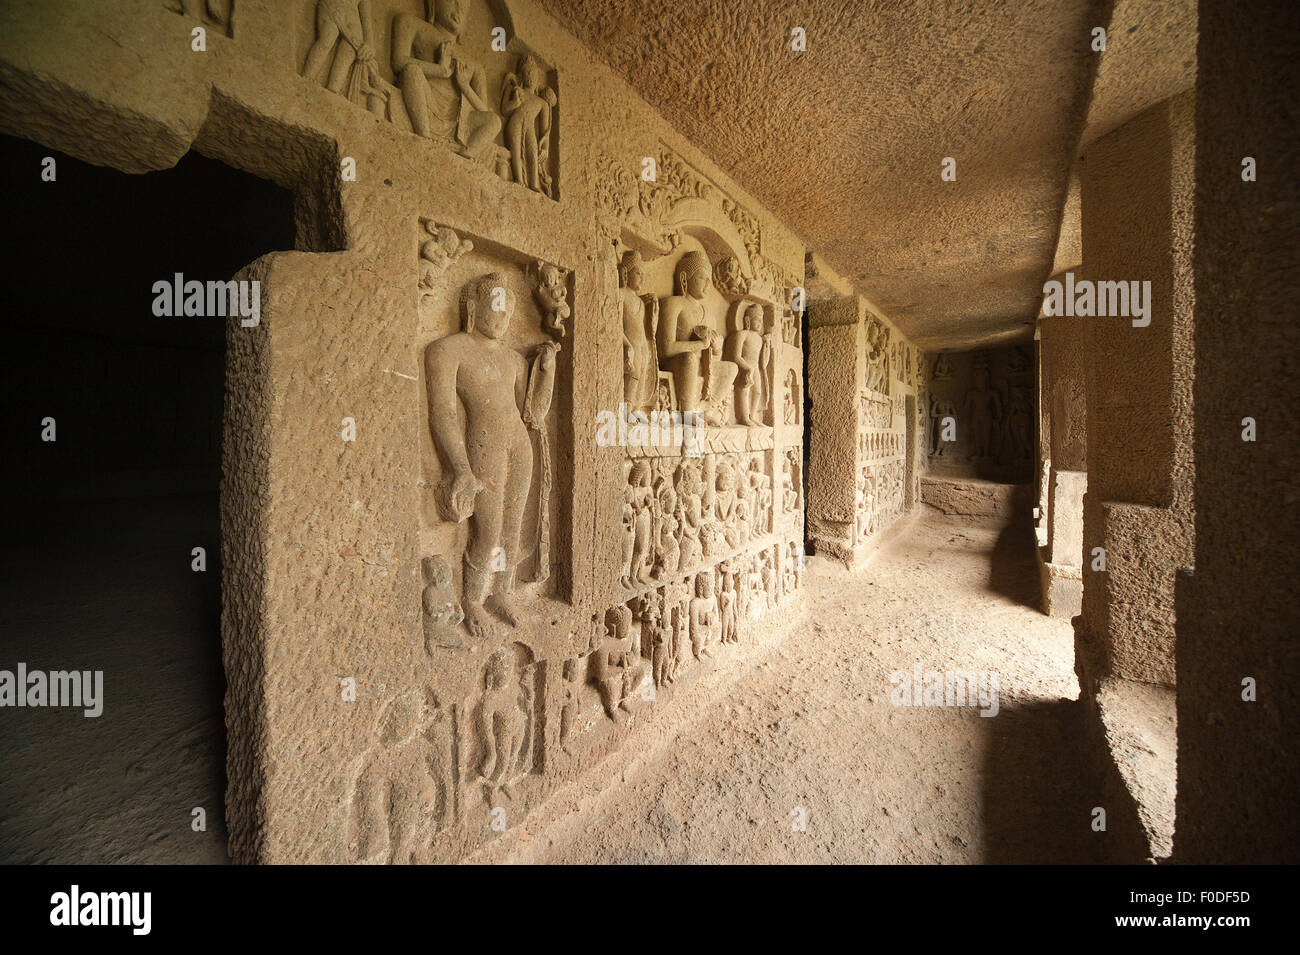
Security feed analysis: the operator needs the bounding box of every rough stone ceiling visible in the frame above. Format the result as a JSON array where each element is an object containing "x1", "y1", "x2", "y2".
[
  {"x1": 1049, "y1": 0, "x2": 1198, "y2": 277},
  {"x1": 541, "y1": 0, "x2": 1192, "y2": 351}
]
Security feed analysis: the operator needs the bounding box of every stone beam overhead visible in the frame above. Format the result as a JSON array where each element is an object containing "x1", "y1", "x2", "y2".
[{"x1": 1078, "y1": 0, "x2": 1197, "y2": 150}]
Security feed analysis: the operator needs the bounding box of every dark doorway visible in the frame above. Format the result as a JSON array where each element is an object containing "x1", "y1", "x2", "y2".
[{"x1": 0, "y1": 135, "x2": 294, "y2": 863}]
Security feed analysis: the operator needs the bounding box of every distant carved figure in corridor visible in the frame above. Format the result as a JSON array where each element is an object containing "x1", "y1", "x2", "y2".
[
  {"x1": 930, "y1": 395, "x2": 957, "y2": 457},
  {"x1": 1005, "y1": 385, "x2": 1032, "y2": 460},
  {"x1": 963, "y1": 367, "x2": 1002, "y2": 461}
]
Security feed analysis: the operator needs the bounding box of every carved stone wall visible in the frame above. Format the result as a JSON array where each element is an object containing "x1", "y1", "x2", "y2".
[
  {"x1": 0, "y1": 0, "x2": 806, "y2": 863},
  {"x1": 806, "y1": 279, "x2": 922, "y2": 565},
  {"x1": 924, "y1": 345, "x2": 1036, "y2": 481}
]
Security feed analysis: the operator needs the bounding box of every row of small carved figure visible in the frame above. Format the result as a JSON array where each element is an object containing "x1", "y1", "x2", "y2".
[
  {"x1": 855, "y1": 461, "x2": 905, "y2": 543},
  {"x1": 348, "y1": 641, "x2": 546, "y2": 863},
  {"x1": 300, "y1": 0, "x2": 557, "y2": 196},
  {"x1": 355, "y1": 537, "x2": 807, "y2": 863},
  {"x1": 858, "y1": 430, "x2": 903, "y2": 459},
  {"x1": 622, "y1": 451, "x2": 800, "y2": 589},
  {"x1": 567, "y1": 543, "x2": 806, "y2": 744},
  {"x1": 859, "y1": 393, "x2": 895, "y2": 430}
]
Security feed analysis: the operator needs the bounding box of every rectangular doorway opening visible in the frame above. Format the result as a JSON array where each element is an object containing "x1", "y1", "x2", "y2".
[{"x1": 0, "y1": 133, "x2": 295, "y2": 864}]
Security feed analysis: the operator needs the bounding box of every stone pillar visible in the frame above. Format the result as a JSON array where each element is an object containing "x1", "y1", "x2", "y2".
[
  {"x1": 1034, "y1": 325, "x2": 1050, "y2": 549},
  {"x1": 1175, "y1": 0, "x2": 1300, "y2": 863},
  {"x1": 1076, "y1": 91, "x2": 1196, "y2": 690},
  {"x1": 1037, "y1": 273, "x2": 1089, "y2": 616},
  {"x1": 806, "y1": 294, "x2": 860, "y2": 563}
]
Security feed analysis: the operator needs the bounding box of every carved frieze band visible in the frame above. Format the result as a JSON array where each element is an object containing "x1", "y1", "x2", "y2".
[{"x1": 300, "y1": 0, "x2": 559, "y2": 198}]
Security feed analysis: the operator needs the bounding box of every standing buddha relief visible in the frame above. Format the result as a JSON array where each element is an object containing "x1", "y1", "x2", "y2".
[
  {"x1": 501, "y1": 54, "x2": 558, "y2": 197},
  {"x1": 724, "y1": 301, "x2": 765, "y2": 427},
  {"x1": 620, "y1": 251, "x2": 659, "y2": 417},
  {"x1": 423, "y1": 266, "x2": 564, "y2": 645}
]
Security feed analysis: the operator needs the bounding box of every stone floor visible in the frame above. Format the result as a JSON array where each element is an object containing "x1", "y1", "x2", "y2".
[
  {"x1": 2, "y1": 500, "x2": 1128, "y2": 864},
  {"x1": 474, "y1": 508, "x2": 1115, "y2": 864}
]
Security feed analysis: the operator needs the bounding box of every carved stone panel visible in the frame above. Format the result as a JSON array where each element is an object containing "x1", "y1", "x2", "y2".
[
  {"x1": 855, "y1": 460, "x2": 905, "y2": 545},
  {"x1": 418, "y1": 223, "x2": 570, "y2": 652},
  {"x1": 300, "y1": 0, "x2": 559, "y2": 196},
  {"x1": 619, "y1": 450, "x2": 778, "y2": 592}
]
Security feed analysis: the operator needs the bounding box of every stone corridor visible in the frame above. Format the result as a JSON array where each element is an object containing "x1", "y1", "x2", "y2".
[
  {"x1": 0, "y1": 0, "x2": 1294, "y2": 871},
  {"x1": 476, "y1": 509, "x2": 1103, "y2": 865}
]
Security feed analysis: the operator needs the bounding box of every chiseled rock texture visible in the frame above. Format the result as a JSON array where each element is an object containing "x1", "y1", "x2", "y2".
[
  {"x1": 1174, "y1": 0, "x2": 1300, "y2": 864},
  {"x1": 1076, "y1": 92, "x2": 1196, "y2": 692},
  {"x1": 0, "y1": 0, "x2": 875, "y2": 864}
]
